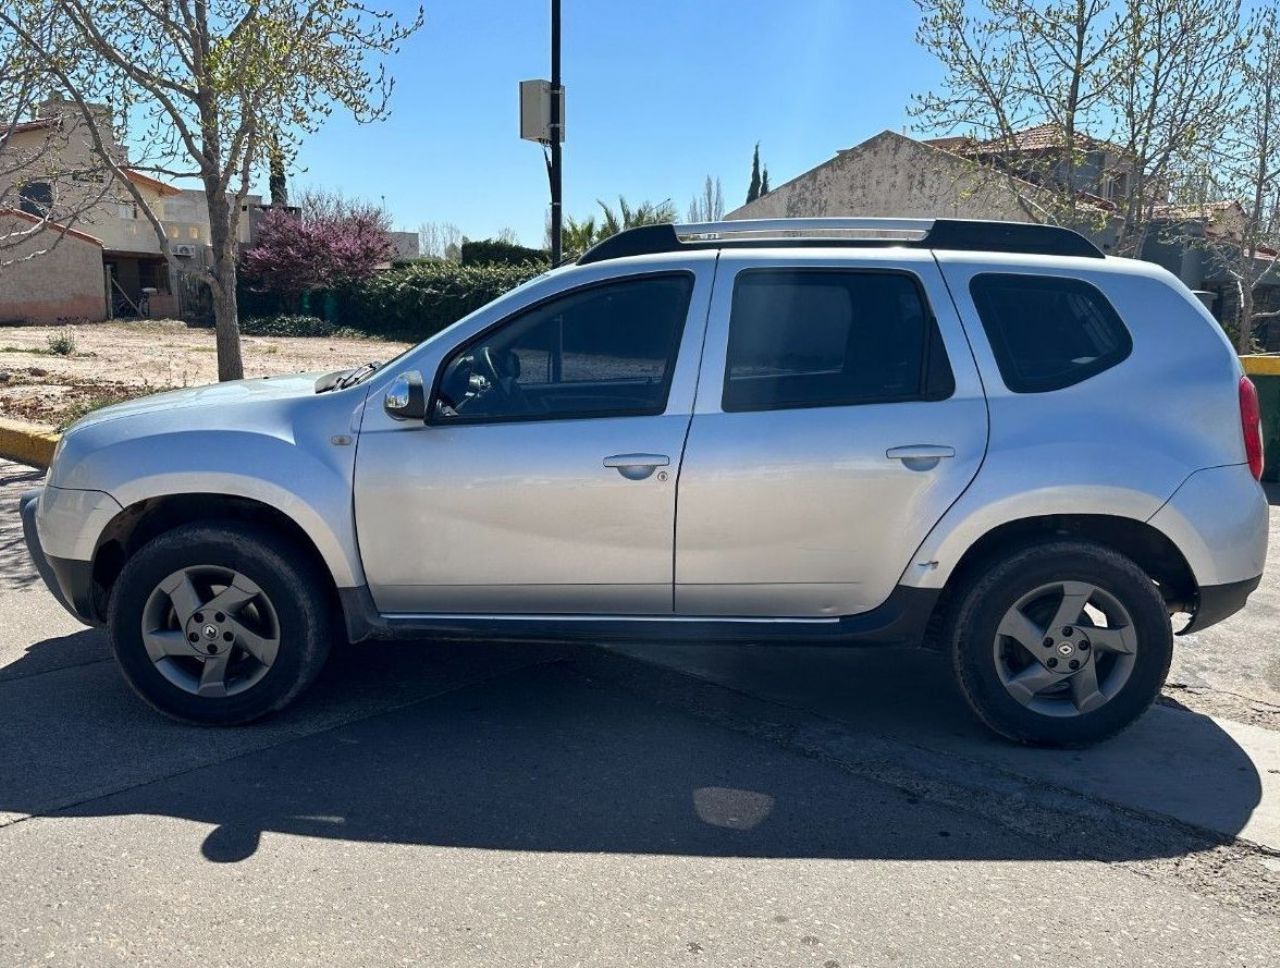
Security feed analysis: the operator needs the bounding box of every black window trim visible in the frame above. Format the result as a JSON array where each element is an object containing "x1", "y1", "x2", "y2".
[
  {"x1": 427, "y1": 269, "x2": 697, "y2": 428},
  {"x1": 720, "y1": 266, "x2": 956, "y2": 415},
  {"x1": 968, "y1": 271, "x2": 1133, "y2": 394}
]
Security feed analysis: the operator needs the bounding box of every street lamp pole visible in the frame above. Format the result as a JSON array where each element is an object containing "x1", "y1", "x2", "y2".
[{"x1": 549, "y1": 0, "x2": 563, "y2": 266}]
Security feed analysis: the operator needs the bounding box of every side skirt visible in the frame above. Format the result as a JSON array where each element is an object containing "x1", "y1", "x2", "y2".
[{"x1": 338, "y1": 585, "x2": 941, "y2": 648}]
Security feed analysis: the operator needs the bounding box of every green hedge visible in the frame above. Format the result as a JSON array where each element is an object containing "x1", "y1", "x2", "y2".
[
  {"x1": 239, "y1": 314, "x2": 372, "y2": 339},
  {"x1": 461, "y1": 238, "x2": 550, "y2": 267},
  {"x1": 236, "y1": 260, "x2": 544, "y2": 342},
  {"x1": 331, "y1": 260, "x2": 544, "y2": 341}
]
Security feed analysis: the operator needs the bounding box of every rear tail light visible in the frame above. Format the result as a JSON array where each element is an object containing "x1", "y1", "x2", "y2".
[{"x1": 1240, "y1": 376, "x2": 1264, "y2": 481}]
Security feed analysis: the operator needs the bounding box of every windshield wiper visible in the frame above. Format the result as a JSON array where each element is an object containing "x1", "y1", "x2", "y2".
[{"x1": 318, "y1": 361, "x2": 382, "y2": 393}]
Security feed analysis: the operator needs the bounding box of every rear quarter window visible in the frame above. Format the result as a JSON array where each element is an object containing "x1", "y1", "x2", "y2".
[{"x1": 969, "y1": 273, "x2": 1132, "y2": 393}]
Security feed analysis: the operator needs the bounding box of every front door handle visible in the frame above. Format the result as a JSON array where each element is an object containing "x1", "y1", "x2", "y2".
[
  {"x1": 886, "y1": 445, "x2": 956, "y2": 471},
  {"x1": 603, "y1": 453, "x2": 670, "y2": 481}
]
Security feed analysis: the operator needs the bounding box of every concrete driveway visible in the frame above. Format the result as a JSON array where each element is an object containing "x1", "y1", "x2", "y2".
[{"x1": 1, "y1": 459, "x2": 1278, "y2": 966}]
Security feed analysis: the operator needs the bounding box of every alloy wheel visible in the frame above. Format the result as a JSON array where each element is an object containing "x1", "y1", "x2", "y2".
[
  {"x1": 140, "y1": 566, "x2": 281, "y2": 698},
  {"x1": 992, "y1": 580, "x2": 1138, "y2": 718}
]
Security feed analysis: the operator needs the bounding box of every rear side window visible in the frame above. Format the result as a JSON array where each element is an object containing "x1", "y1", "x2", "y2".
[
  {"x1": 969, "y1": 274, "x2": 1132, "y2": 393},
  {"x1": 722, "y1": 269, "x2": 954, "y2": 413}
]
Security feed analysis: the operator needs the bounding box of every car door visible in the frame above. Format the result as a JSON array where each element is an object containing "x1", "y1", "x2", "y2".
[
  {"x1": 354, "y1": 261, "x2": 713, "y2": 615},
  {"x1": 674, "y1": 249, "x2": 988, "y2": 617}
]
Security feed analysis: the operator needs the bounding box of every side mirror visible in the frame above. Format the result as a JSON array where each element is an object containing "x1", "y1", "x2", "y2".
[{"x1": 384, "y1": 371, "x2": 427, "y2": 421}]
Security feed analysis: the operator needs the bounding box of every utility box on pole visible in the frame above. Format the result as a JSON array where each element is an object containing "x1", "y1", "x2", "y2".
[{"x1": 519, "y1": 79, "x2": 565, "y2": 144}]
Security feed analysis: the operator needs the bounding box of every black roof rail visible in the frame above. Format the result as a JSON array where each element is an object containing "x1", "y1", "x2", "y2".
[{"x1": 576, "y1": 217, "x2": 1104, "y2": 264}]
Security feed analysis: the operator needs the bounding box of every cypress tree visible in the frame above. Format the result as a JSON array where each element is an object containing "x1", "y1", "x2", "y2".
[
  {"x1": 760, "y1": 166, "x2": 770, "y2": 196},
  {"x1": 746, "y1": 143, "x2": 761, "y2": 204}
]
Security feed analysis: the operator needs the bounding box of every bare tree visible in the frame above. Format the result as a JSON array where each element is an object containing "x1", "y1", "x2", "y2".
[
  {"x1": 494, "y1": 226, "x2": 520, "y2": 245},
  {"x1": 1188, "y1": 8, "x2": 1280, "y2": 350},
  {"x1": 911, "y1": 0, "x2": 1244, "y2": 248},
  {"x1": 687, "y1": 175, "x2": 724, "y2": 222},
  {"x1": 292, "y1": 185, "x2": 388, "y2": 225},
  {"x1": 419, "y1": 220, "x2": 462, "y2": 261},
  {"x1": 0, "y1": 3, "x2": 112, "y2": 269},
  {"x1": 1104, "y1": 0, "x2": 1244, "y2": 254},
  {"x1": 3, "y1": 0, "x2": 422, "y2": 381}
]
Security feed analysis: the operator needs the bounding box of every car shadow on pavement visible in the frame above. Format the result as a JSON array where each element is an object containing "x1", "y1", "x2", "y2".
[
  {"x1": 0, "y1": 462, "x2": 44, "y2": 592},
  {"x1": 0, "y1": 630, "x2": 1263, "y2": 866}
]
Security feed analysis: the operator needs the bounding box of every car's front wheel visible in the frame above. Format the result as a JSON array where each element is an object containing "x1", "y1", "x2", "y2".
[
  {"x1": 948, "y1": 540, "x2": 1173, "y2": 747},
  {"x1": 108, "y1": 522, "x2": 332, "y2": 725}
]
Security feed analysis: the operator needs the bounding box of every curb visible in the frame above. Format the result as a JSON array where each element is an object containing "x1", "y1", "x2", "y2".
[
  {"x1": 1242, "y1": 355, "x2": 1280, "y2": 377},
  {"x1": 0, "y1": 418, "x2": 59, "y2": 469}
]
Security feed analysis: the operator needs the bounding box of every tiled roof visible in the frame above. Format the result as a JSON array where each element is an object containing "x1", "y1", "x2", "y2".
[
  {"x1": 921, "y1": 135, "x2": 975, "y2": 152},
  {"x1": 929, "y1": 123, "x2": 1126, "y2": 157},
  {"x1": 1, "y1": 117, "x2": 61, "y2": 138},
  {"x1": 122, "y1": 168, "x2": 181, "y2": 197},
  {"x1": 0, "y1": 207, "x2": 103, "y2": 246},
  {"x1": 1154, "y1": 200, "x2": 1243, "y2": 220}
]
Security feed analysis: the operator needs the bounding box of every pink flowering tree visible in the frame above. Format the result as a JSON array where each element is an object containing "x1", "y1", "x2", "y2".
[{"x1": 242, "y1": 190, "x2": 392, "y2": 313}]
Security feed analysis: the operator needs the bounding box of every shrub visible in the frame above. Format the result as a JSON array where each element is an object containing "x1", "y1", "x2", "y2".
[
  {"x1": 240, "y1": 314, "x2": 337, "y2": 338},
  {"x1": 334, "y1": 260, "x2": 544, "y2": 341},
  {"x1": 460, "y1": 237, "x2": 550, "y2": 267},
  {"x1": 46, "y1": 330, "x2": 76, "y2": 356}
]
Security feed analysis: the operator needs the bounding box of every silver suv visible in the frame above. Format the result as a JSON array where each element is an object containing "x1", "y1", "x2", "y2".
[{"x1": 20, "y1": 218, "x2": 1269, "y2": 745}]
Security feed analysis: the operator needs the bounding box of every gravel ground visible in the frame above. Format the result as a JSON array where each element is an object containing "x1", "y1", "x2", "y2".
[{"x1": 0, "y1": 320, "x2": 410, "y2": 429}]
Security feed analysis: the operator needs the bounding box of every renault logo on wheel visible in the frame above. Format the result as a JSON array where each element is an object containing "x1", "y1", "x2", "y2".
[
  {"x1": 204, "y1": 624, "x2": 219, "y2": 639},
  {"x1": 1057, "y1": 643, "x2": 1073, "y2": 656}
]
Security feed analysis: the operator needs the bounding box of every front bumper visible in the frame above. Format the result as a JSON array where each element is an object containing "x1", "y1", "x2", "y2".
[{"x1": 19, "y1": 488, "x2": 101, "y2": 626}]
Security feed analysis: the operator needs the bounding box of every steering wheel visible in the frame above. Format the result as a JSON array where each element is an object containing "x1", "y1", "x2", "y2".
[{"x1": 473, "y1": 346, "x2": 535, "y2": 415}]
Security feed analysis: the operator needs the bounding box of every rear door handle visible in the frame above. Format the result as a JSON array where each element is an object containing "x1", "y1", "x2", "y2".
[
  {"x1": 886, "y1": 445, "x2": 955, "y2": 470},
  {"x1": 603, "y1": 453, "x2": 670, "y2": 481}
]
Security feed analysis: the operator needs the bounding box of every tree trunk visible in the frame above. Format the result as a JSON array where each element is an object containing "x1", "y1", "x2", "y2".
[
  {"x1": 204, "y1": 185, "x2": 245, "y2": 382},
  {"x1": 1237, "y1": 280, "x2": 1255, "y2": 355}
]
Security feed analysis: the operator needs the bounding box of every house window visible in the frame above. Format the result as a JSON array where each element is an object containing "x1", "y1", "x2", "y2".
[{"x1": 18, "y1": 181, "x2": 53, "y2": 217}]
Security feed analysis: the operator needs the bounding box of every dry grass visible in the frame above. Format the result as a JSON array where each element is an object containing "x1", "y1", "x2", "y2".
[{"x1": 0, "y1": 320, "x2": 410, "y2": 430}]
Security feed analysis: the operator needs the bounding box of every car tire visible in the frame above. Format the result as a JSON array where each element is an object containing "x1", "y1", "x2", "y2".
[
  {"x1": 947, "y1": 540, "x2": 1173, "y2": 747},
  {"x1": 108, "y1": 522, "x2": 332, "y2": 725}
]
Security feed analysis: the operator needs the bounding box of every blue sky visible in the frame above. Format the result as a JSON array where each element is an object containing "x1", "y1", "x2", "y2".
[{"x1": 291, "y1": 0, "x2": 937, "y2": 245}]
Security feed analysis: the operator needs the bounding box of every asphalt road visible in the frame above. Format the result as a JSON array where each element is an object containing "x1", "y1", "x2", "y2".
[{"x1": 2, "y1": 459, "x2": 1278, "y2": 967}]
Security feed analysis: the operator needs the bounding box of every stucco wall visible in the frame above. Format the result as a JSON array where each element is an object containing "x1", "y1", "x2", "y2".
[
  {"x1": 726, "y1": 130, "x2": 1116, "y2": 251},
  {"x1": 0, "y1": 216, "x2": 106, "y2": 323}
]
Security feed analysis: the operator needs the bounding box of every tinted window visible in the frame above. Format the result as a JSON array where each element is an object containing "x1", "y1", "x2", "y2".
[
  {"x1": 969, "y1": 274, "x2": 1132, "y2": 393},
  {"x1": 433, "y1": 273, "x2": 692, "y2": 423},
  {"x1": 722, "y1": 270, "x2": 953, "y2": 413}
]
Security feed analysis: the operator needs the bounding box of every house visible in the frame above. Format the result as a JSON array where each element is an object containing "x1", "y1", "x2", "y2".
[
  {"x1": 727, "y1": 126, "x2": 1279, "y2": 333},
  {"x1": 0, "y1": 208, "x2": 105, "y2": 324},
  {"x1": 727, "y1": 128, "x2": 1117, "y2": 252},
  {"x1": 0, "y1": 96, "x2": 276, "y2": 324}
]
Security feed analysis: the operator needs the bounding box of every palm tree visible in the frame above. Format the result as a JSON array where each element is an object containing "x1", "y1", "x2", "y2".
[
  {"x1": 562, "y1": 215, "x2": 599, "y2": 257},
  {"x1": 561, "y1": 196, "x2": 677, "y2": 258}
]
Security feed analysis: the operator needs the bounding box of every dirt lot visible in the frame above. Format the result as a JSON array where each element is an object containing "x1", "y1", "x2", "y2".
[{"x1": 0, "y1": 321, "x2": 410, "y2": 430}]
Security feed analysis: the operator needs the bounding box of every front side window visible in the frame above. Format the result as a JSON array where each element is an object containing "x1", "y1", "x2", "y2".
[
  {"x1": 433, "y1": 273, "x2": 693, "y2": 423},
  {"x1": 969, "y1": 273, "x2": 1132, "y2": 393},
  {"x1": 722, "y1": 269, "x2": 954, "y2": 413}
]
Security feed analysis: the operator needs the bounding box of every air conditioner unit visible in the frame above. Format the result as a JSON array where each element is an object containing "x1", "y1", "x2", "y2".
[{"x1": 172, "y1": 244, "x2": 197, "y2": 258}]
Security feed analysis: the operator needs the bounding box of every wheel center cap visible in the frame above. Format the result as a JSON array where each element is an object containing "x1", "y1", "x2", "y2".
[
  {"x1": 203, "y1": 624, "x2": 219, "y2": 640},
  {"x1": 1057, "y1": 643, "x2": 1074, "y2": 656}
]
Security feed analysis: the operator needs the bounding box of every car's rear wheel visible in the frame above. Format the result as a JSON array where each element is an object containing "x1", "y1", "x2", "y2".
[
  {"x1": 947, "y1": 540, "x2": 1173, "y2": 747},
  {"x1": 108, "y1": 523, "x2": 332, "y2": 725}
]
